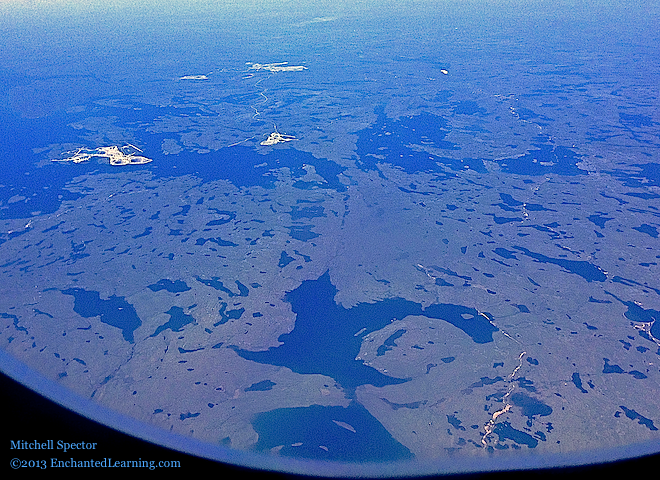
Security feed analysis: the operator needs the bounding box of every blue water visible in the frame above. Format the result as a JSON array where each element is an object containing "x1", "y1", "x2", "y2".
[
  {"x1": 278, "y1": 251, "x2": 295, "y2": 268},
  {"x1": 355, "y1": 105, "x2": 478, "y2": 175},
  {"x1": 245, "y1": 380, "x2": 276, "y2": 392},
  {"x1": 512, "y1": 246, "x2": 607, "y2": 282},
  {"x1": 251, "y1": 402, "x2": 413, "y2": 461},
  {"x1": 2, "y1": 2, "x2": 660, "y2": 473},
  {"x1": 147, "y1": 279, "x2": 191, "y2": 293},
  {"x1": 0, "y1": 99, "x2": 348, "y2": 221},
  {"x1": 571, "y1": 372, "x2": 588, "y2": 393},
  {"x1": 232, "y1": 271, "x2": 497, "y2": 392},
  {"x1": 60, "y1": 288, "x2": 141, "y2": 343},
  {"x1": 0, "y1": 108, "x2": 93, "y2": 220},
  {"x1": 352, "y1": 106, "x2": 586, "y2": 177},
  {"x1": 509, "y1": 392, "x2": 553, "y2": 426},
  {"x1": 150, "y1": 307, "x2": 195, "y2": 337},
  {"x1": 617, "y1": 406, "x2": 658, "y2": 432},
  {"x1": 115, "y1": 103, "x2": 349, "y2": 191},
  {"x1": 491, "y1": 422, "x2": 539, "y2": 449},
  {"x1": 605, "y1": 291, "x2": 660, "y2": 341},
  {"x1": 499, "y1": 144, "x2": 585, "y2": 176}
]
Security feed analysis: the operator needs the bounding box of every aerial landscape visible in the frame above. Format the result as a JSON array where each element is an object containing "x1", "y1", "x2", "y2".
[{"x1": 1, "y1": 0, "x2": 658, "y2": 475}]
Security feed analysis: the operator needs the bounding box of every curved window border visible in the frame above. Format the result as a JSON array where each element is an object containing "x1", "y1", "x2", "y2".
[{"x1": 2, "y1": 349, "x2": 659, "y2": 477}]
